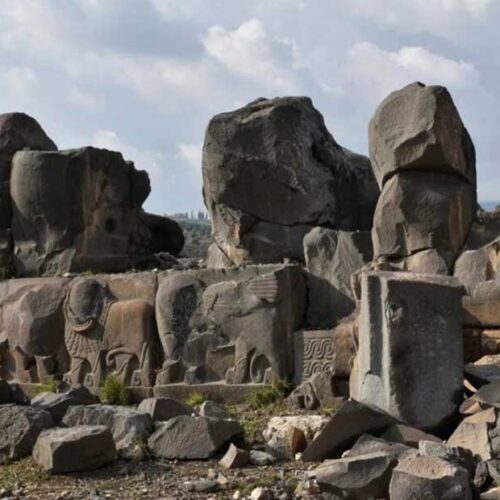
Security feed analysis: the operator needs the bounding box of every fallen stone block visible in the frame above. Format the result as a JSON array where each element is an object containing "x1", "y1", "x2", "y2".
[
  {"x1": 31, "y1": 385, "x2": 100, "y2": 424},
  {"x1": 137, "y1": 397, "x2": 193, "y2": 421},
  {"x1": 302, "y1": 400, "x2": 397, "y2": 462},
  {"x1": 343, "y1": 434, "x2": 414, "y2": 460},
  {"x1": 219, "y1": 443, "x2": 249, "y2": 469},
  {"x1": 0, "y1": 405, "x2": 52, "y2": 463},
  {"x1": 148, "y1": 415, "x2": 243, "y2": 460},
  {"x1": 62, "y1": 404, "x2": 152, "y2": 457},
  {"x1": 465, "y1": 355, "x2": 500, "y2": 386},
  {"x1": 389, "y1": 454, "x2": 472, "y2": 500},
  {"x1": 447, "y1": 420, "x2": 492, "y2": 461},
  {"x1": 313, "y1": 451, "x2": 398, "y2": 499},
  {"x1": 33, "y1": 425, "x2": 116, "y2": 473},
  {"x1": 249, "y1": 449, "x2": 276, "y2": 466}
]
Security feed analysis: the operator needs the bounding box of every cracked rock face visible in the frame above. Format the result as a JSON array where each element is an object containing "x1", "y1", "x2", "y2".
[
  {"x1": 202, "y1": 96, "x2": 379, "y2": 266},
  {"x1": 369, "y1": 81, "x2": 476, "y2": 189},
  {"x1": 369, "y1": 82, "x2": 477, "y2": 274},
  {"x1": 10, "y1": 147, "x2": 152, "y2": 276}
]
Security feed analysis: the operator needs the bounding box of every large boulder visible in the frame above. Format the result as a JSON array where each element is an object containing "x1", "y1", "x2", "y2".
[
  {"x1": 33, "y1": 425, "x2": 116, "y2": 473},
  {"x1": 10, "y1": 147, "x2": 152, "y2": 276},
  {"x1": 303, "y1": 227, "x2": 372, "y2": 327},
  {"x1": 0, "y1": 405, "x2": 53, "y2": 463},
  {"x1": 147, "y1": 415, "x2": 243, "y2": 459},
  {"x1": 137, "y1": 397, "x2": 193, "y2": 421},
  {"x1": 62, "y1": 404, "x2": 152, "y2": 456},
  {"x1": 0, "y1": 113, "x2": 57, "y2": 230},
  {"x1": 202, "y1": 96, "x2": 379, "y2": 266},
  {"x1": 351, "y1": 271, "x2": 464, "y2": 432},
  {"x1": 369, "y1": 82, "x2": 476, "y2": 188},
  {"x1": 372, "y1": 171, "x2": 475, "y2": 273},
  {"x1": 141, "y1": 212, "x2": 184, "y2": 256}
]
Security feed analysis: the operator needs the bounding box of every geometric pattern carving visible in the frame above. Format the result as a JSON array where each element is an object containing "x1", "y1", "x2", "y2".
[{"x1": 294, "y1": 330, "x2": 334, "y2": 384}]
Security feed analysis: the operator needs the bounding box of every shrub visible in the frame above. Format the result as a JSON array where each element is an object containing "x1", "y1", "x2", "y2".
[
  {"x1": 185, "y1": 391, "x2": 207, "y2": 407},
  {"x1": 101, "y1": 374, "x2": 129, "y2": 405},
  {"x1": 245, "y1": 379, "x2": 291, "y2": 410}
]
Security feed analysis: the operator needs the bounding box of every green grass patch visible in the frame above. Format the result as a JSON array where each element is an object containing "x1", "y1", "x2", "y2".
[
  {"x1": 101, "y1": 374, "x2": 129, "y2": 405},
  {"x1": 185, "y1": 390, "x2": 207, "y2": 407},
  {"x1": 245, "y1": 379, "x2": 291, "y2": 410},
  {"x1": 33, "y1": 377, "x2": 58, "y2": 396}
]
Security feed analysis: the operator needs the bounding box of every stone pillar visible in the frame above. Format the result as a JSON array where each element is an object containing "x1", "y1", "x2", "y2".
[{"x1": 350, "y1": 271, "x2": 463, "y2": 431}]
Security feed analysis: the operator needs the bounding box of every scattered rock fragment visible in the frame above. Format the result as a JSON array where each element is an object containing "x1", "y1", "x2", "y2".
[
  {"x1": 219, "y1": 443, "x2": 249, "y2": 469},
  {"x1": 0, "y1": 405, "x2": 53, "y2": 463},
  {"x1": 62, "y1": 404, "x2": 152, "y2": 457},
  {"x1": 250, "y1": 487, "x2": 274, "y2": 500},
  {"x1": 148, "y1": 415, "x2": 243, "y2": 459},
  {"x1": 32, "y1": 425, "x2": 116, "y2": 473},
  {"x1": 389, "y1": 454, "x2": 472, "y2": 500},
  {"x1": 263, "y1": 415, "x2": 327, "y2": 459},
  {"x1": 137, "y1": 397, "x2": 193, "y2": 421},
  {"x1": 381, "y1": 424, "x2": 441, "y2": 448},
  {"x1": 302, "y1": 400, "x2": 397, "y2": 462},
  {"x1": 199, "y1": 400, "x2": 231, "y2": 420},
  {"x1": 249, "y1": 450, "x2": 276, "y2": 466},
  {"x1": 447, "y1": 420, "x2": 492, "y2": 460},
  {"x1": 313, "y1": 451, "x2": 398, "y2": 499}
]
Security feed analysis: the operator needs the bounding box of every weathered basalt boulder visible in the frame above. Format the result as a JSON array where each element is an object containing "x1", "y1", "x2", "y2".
[
  {"x1": 141, "y1": 212, "x2": 184, "y2": 256},
  {"x1": 137, "y1": 397, "x2": 193, "y2": 421},
  {"x1": 202, "y1": 96, "x2": 379, "y2": 266},
  {"x1": 62, "y1": 404, "x2": 152, "y2": 457},
  {"x1": 147, "y1": 415, "x2": 243, "y2": 459},
  {"x1": 372, "y1": 171, "x2": 475, "y2": 273},
  {"x1": 303, "y1": 227, "x2": 372, "y2": 327},
  {"x1": 0, "y1": 405, "x2": 53, "y2": 463},
  {"x1": 369, "y1": 82, "x2": 476, "y2": 188},
  {"x1": 11, "y1": 147, "x2": 151, "y2": 276},
  {"x1": 33, "y1": 425, "x2": 116, "y2": 473}
]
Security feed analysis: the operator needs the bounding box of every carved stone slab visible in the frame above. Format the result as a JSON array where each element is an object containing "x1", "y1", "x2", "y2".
[{"x1": 294, "y1": 330, "x2": 334, "y2": 385}]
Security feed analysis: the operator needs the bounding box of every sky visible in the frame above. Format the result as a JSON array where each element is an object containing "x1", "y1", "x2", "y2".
[{"x1": 0, "y1": 0, "x2": 498, "y2": 215}]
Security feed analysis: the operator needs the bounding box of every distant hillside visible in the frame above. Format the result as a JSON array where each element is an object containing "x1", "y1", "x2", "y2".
[
  {"x1": 480, "y1": 201, "x2": 500, "y2": 212},
  {"x1": 171, "y1": 215, "x2": 212, "y2": 259}
]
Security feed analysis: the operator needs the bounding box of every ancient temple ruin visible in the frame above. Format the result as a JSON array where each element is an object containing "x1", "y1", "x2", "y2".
[{"x1": 1, "y1": 81, "x2": 500, "y2": 498}]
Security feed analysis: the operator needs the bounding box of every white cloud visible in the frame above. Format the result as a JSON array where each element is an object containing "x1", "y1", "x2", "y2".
[
  {"x1": 346, "y1": 0, "x2": 494, "y2": 38},
  {"x1": 203, "y1": 18, "x2": 297, "y2": 93},
  {"x1": 3, "y1": 66, "x2": 38, "y2": 100},
  {"x1": 176, "y1": 143, "x2": 202, "y2": 182},
  {"x1": 342, "y1": 42, "x2": 479, "y2": 103},
  {"x1": 67, "y1": 88, "x2": 99, "y2": 110},
  {"x1": 91, "y1": 130, "x2": 165, "y2": 185}
]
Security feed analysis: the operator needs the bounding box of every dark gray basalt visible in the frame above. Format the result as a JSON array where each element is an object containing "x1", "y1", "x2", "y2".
[
  {"x1": 202, "y1": 96, "x2": 379, "y2": 266},
  {"x1": 11, "y1": 147, "x2": 152, "y2": 276}
]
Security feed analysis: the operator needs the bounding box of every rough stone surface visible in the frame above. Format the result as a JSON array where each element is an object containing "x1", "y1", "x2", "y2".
[
  {"x1": 351, "y1": 271, "x2": 464, "y2": 431},
  {"x1": 381, "y1": 424, "x2": 441, "y2": 448},
  {"x1": 303, "y1": 228, "x2": 372, "y2": 327},
  {"x1": 389, "y1": 454, "x2": 472, "y2": 500},
  {"x1": 63, "y1": 277, "x2": 157, "y2": 388},
  {"x1": 249, "y1": 450, "x2": 276, "y2": 466},
  {"x1": 372, "y1": 171, "x2": 475, "y2": 272},
  {"x1": 33, "y1": 425, "x2": 116, "y2": 473},
  {"x1": 219, "y1": 443, "x2": 249, "y2": 469},
  {"x1": 1, "y1": 277, "x2": 71, "y2": 384},
  {"x1": 447, "y1": 420, "x2": 492, "y2": 460},
  {"x1": 369, "y1": 82, "x2": 476, "y2": 188},
  {"x1": 62, "y1": 404, "x2": 152, "y2": 454},
  {"x1": 141, "y1": 212, "x2": 184, "y2": 256},
  {"x1": 302, "y1": 400, "x2": 397, "y2": 462},
  {"x1": 202, "y1": 96, "x2": 379, "y2": 266},
  {"x1": 313, "y1": 451, "x2": 398, "y2": 499},
  {"x1": 0, "y1": 405, "x2": 53, "y2": 463},
  {"x1": 147, "y1": 415, "x2": 243, "y2": 459},
  {"x1": 263, "y1": 415, "x2": 327, "y2": 459},
  {"x1": 465, "y1": 355, "x2": 500, "y2": 386},
  {"x1": 11, "y1": 147, "x2": 152, "y2": 276},
  {"x1": 31, "y1": 385, "x2": 100, "y2": 424},
  {"x1": 155, "y1": 265, "x2": 305, "y2": 385},
  {"x1": 0, "y1": 113, "x2": 57, "y2": 240},
  {"x1": 463, "y1": 281, "x2": 500, "y2": 328},
  {"x1": 343, "y1": 434, "x2": 414, "y2": 460},
  {"x1": 137, "y1": 397, "x2": 193, "y2": 421},
  {"x1": 199, "y1": 400, "x2": 231, "y2": 420}
]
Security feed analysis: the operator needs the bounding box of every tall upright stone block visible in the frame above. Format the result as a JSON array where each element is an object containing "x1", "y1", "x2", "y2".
[{"x1": 351, "y1": 271, "x2": 463, "y2": 431}]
